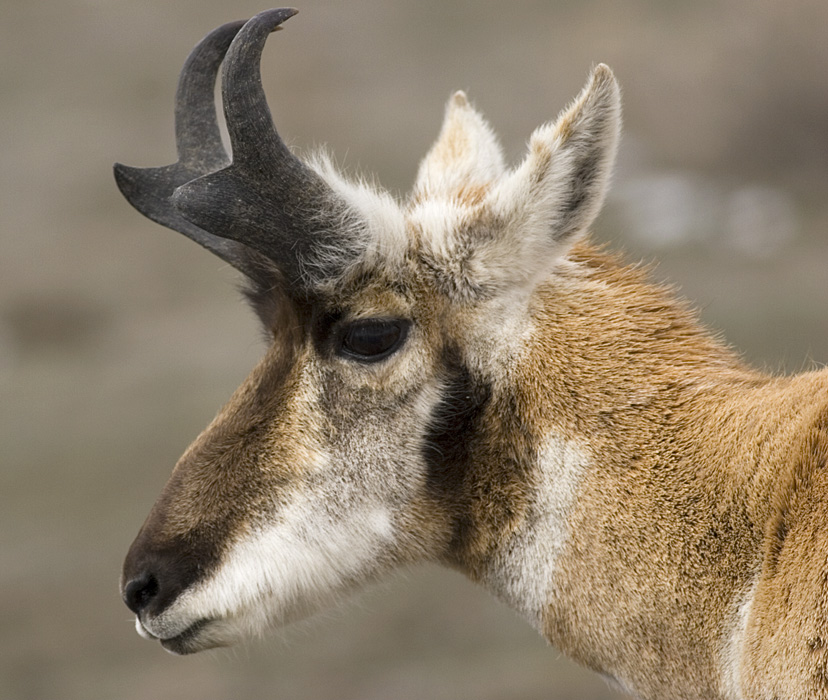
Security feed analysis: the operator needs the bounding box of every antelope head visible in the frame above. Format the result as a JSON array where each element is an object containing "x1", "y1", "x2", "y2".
[{"x1": 117, "y1": 8, "x2": 619, "y2": 655}]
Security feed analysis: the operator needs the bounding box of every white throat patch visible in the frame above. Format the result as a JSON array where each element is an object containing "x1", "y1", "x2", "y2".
[
  {"x1": 719, "y1": 574, "x2": 759, "y2": 700},
  {"x1": 483, "y1": 434, "x2": 590, "y2": 631}
]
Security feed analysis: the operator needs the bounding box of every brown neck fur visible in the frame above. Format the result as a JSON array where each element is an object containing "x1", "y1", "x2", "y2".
[{"x1": 493, "y1": 240, "x2": 827, "y2": 697}]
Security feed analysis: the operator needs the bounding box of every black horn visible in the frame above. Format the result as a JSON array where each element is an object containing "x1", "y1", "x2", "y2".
[
  {"x1": 114, "y1": 19, "x2": 260, "y2": 276},
  {"x1": 171, "y1": 8, "x2": 363, "y2": 289}
]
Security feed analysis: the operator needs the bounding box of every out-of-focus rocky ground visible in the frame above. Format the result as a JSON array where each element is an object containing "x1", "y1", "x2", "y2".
[{"x1": 1, "y1": 1, "x2": 826, "y2": 698}]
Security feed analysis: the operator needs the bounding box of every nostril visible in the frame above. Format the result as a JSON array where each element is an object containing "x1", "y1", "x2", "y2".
[{"x1": 123, "y1": 571, "x2": 160, "y2": 614}]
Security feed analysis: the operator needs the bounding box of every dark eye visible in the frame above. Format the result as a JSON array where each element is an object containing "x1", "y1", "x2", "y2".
[{"x1": 339, "y1": 319, "x2": 409, "y2": 362}]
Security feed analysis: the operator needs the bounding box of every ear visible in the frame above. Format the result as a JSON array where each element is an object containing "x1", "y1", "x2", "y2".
[
  {"x1": 413, "y1": 91, "x2": 505, "y2": 202},
  {"x1": 417, "y1": 66, "x2": 621, "y2": 300},
  {"x1": 492, "y1": 64, "x2": 620, "y2": 246}
]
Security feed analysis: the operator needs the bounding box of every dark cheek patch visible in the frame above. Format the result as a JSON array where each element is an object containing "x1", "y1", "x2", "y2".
[{"x1": 422, "y1": 350, "x2": 492, "y2": 554}]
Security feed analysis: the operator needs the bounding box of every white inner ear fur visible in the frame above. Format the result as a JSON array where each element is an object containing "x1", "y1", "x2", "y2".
[
  {"x1": 490, "y1": 64, "x2": 621, "y2": 244},
  {"x1": 410, "y1": 64, "x2": 621, "y2": 300},
  {"x1": 477, "y1": 64, "x2": 621, "y2": 294}
]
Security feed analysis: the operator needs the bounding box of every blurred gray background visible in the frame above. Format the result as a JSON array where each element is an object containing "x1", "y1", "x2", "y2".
[{"x1": 2, "y1": 1, "x2": 827, "y2": 699}]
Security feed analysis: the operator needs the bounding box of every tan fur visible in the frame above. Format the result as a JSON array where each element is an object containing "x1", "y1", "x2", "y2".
[{"x1": 509, "y1": 245, "x2": 828, "y2": 697}]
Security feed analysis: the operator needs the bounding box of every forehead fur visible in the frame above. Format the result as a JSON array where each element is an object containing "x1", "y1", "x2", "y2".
[
  {"x1": 304, "y1": 96, "x2": 504, "y2": 275},
  {"x1": 306, "y1": 151, "x2": 410, "y2": 290}
]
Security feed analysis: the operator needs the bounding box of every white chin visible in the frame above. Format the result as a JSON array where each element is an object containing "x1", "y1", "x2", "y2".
[{"x1": 137, "y1": 612, "x2": 239, "y2": 655}]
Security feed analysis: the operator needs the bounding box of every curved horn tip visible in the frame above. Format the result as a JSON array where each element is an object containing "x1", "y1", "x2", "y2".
[{"x1": 252, "y1": 7, "x2": 299, "y2": 30}]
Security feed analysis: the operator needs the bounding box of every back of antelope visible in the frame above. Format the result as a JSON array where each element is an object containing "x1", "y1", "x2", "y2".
[{"x1": 115, "y1": 9, "x2": 828, "y2": 700}]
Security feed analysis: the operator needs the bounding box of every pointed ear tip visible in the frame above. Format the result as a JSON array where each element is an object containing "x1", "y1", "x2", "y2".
[
  {"x1": 446, "y1": 90, "x2": 472, "y2": 115},
  {"x1": 450, "y1": 90, "x2": 469, "y2": 107},
  {"x1": 589, "y1": 63, "x2": 620, "y2": 95}
]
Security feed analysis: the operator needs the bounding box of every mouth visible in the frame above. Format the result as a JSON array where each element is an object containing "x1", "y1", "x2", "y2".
[{"x1": 137, "y1": 616, "x2": 218, "y2": 655}]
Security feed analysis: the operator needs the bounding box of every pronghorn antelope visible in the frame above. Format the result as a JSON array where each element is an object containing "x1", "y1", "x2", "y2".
[{"x1": 115, "y1": 8, "x2": 828, "y2": 700}]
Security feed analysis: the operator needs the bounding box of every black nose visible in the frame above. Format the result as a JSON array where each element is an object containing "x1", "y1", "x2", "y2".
[
  {"x1": 123, "y1": 570, "x2": 160, "y2": 614},
  {"x1": 122, "y1": 525, "x2": 222, "y2": 618}
]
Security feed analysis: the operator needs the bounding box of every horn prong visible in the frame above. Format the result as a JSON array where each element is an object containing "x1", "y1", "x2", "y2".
[
  {"x1": 114, "y1": 18, "x2": 261, "y2": 277},
  {"x1": 120, "y1": 8, "x2": 364, "y2": 292},
  {"x1": 172, "y1": 8, "x2": 364, "y2": 291}
]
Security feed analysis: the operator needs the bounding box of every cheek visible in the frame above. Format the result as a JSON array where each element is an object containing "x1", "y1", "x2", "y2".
[{"x1": 166, "y1": 489, "x2": 401, "y2": 628}]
